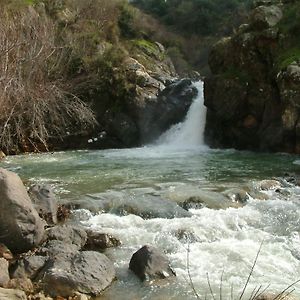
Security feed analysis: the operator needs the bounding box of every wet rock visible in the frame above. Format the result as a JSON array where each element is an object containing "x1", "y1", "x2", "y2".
[
  {"x1": 223, "y1": 188, "x2": 249, "y2": 204},
  {"x1": 129, "y1": 245, "x2": 176, "y2": 281},
  {"x1": 68, "y1": 192, "x2": 191, "y2": 219},
  {"x1": 166, "y1": 186, "x2": 238, "y2": 209},
  {"x1": 5, "y1": 278, "x2": 34, "y2": 293},
  {"x1": 84, "y1": 231, "x2": 121, "y2": 251},
  {"x1": 258, "y1": 179, "x2": 281, "y2": 190},
  {"x1": 29, "y1": 184, "x2": 58, "y2": 224},
  {"x1": 0, "y1": 168, "x2": 45, "y2": 253},
  {"x1": 43, "y1": 251, "x2": 116, "y2": 297},
  {"x1": 10, "y1": 255, "x2": 48, "y2": 280},
  {"x1": 0, "y1": 258, "x2": 9, "y2": 287},
  {"x1": 46, "y1": 225, "x2": 87, "y2": 249},
  {"x1": 172, "y1": 229, "x2": 200, "y2": 243},
  {"x1": 0, "y1": 287, "x2": 27, "y2": 300}
]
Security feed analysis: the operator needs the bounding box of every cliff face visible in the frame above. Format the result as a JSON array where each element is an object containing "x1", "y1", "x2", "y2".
[{"x1": 204, "y1": 0, "x2": 300, "y2": 153}]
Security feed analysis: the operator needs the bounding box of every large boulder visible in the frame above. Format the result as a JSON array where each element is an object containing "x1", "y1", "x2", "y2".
[
  {"x1": 0, "y1": 168, "x2": 45, "y2": 253},
  {"x1": 129, "y1": 245, "x2": 176, "y2": 281},
  {"x1": 43, "y1": 251, "x2": 116, "y2": 297}
]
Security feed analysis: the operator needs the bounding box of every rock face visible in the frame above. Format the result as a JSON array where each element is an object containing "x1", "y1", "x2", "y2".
[
  {"x1": 129, "y1": 245, "x2": 176, "y2": 281},
  {"x1": 43, "y1": 251, "x2": 116, "y2": 297},
  {"x1": 204, "y1": 1, "x2": 300, "y2": 153},
  {"x1": 62, "y1": 40, "x2": 197, "y2": 151},
  {"x1": 0, "y1": 168, "x2": 45, "y2": 253}
]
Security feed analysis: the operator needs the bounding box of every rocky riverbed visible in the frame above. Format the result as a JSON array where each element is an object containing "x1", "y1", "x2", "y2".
[{"x1": 0, "y1": 147, "x2": 300, "y2": 299}]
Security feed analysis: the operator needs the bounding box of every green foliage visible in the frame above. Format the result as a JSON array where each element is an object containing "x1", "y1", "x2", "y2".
[
  {"x1": 278, "y1": 1, "x2": 300, "y2": 36},
  {"x1": 118, "y1": 1, "x2": 139, "y2": 38},
  {"x1": 276, "y1": 47, "x2": 300, "y2": 71},
  {"x1": 132, "y1": 0, "x2": 251, "y2": 36}
]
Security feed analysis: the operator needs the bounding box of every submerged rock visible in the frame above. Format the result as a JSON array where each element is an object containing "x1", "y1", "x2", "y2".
[
  {"x1": 43, "y1": 251, "x2": 115, "y2": 297},
  {"x1": 129, "y1": 245, "x2": 176, "y2": 281},
  {"x1": 0, "y1": 168, "x2": 45, "y2": 253},
  {"x1": 67, "y1": 192, "x2": 191, "y2": 219},
  {"x1": 165, "y1": 185, "x2": 239, "y2": 209}
]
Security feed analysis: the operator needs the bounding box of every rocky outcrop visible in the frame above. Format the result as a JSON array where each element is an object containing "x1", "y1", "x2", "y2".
[
  {"x1": 65, "y1": 41, "x2": 197, "y2": 150},
  {"x1": 204, "y1": 1, "x2": 300, "y2": 153},
  {"x1": 0, "y1": 168, "x2": 45, "y2": 253},
  {"x1": 129, "y1": 245, "x2": 176, "y2": 281}
]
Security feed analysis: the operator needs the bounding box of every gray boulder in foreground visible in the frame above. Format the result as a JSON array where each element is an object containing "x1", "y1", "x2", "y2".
[
  {"x1": 129, "y1": 245, "x2": 176, "y2": 281},
  {"x1": 43, "y1": 251, "x2": 116, "y2": 297},
  {"x1": 0, "y1": 168, "x2": 45, "y2": 253}
]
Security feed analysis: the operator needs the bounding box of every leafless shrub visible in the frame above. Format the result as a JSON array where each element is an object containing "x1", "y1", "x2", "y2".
[{"x1": 0, "y1": 6, "x2": 96, "y2": 153}]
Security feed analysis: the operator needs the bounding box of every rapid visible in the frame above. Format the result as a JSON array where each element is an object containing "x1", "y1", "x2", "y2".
[{"x1": 1, "y1": 82, "x2": 300, "y2": 299}]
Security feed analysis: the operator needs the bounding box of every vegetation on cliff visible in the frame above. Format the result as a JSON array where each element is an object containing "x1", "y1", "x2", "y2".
[{"x1": 0, "y1": 0, "x2": 176, "y2": 154}]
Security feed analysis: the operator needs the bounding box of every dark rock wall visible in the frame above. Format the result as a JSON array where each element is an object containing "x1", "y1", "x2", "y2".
[{"x1": 204, "y1": 0, "x2": 300, "y2": 153}]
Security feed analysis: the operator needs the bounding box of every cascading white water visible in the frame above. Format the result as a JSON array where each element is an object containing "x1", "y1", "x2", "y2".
[{"x1": 156, "y1": 81, "x2": 206, "y2": 147}]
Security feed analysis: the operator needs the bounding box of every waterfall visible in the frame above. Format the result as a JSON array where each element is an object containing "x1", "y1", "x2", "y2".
[{"x1": 156, "y1": 81, "x2": 207, "y2": 147}]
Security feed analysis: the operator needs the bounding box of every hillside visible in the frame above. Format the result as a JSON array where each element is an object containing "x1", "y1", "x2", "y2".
[
  {"x1": 0, "y1": 0, "x2": 197, "y2": 154},
  {"x1": 132, "y1": 0, "x2": 252, "y2": 74}
]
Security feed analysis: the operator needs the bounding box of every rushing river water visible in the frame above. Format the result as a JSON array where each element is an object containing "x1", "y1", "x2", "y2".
[{"x1": 1, "y1": 82, "x2": 300, "y2": 299}]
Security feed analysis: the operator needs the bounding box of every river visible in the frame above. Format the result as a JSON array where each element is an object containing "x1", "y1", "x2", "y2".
[{"x1": 1, "y1": 82, "x2": 300, "y2": 299}]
